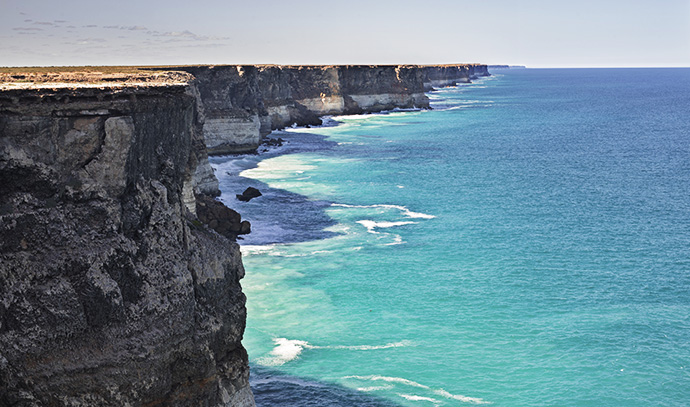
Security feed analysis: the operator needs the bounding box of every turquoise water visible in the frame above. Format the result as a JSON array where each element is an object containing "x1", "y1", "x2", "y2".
[{"x1": 213, "y1": 68, "x2": 690, "y2": 406}]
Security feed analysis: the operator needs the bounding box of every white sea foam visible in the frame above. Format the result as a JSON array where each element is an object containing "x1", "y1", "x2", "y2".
[
  {"x1": 240, "y1": 157, "x2": 316, "y2": 180},
  {"x1": 357, "y1": 385, "x2": 394, "y2": 392},
  {"x1": 327, "y1": 340, "x2": 412, "y2": 350},
  {"x1": 258, "y1": 339, "x2": 412, "y2": 366},
  {"x1": 357, "y1": 220, "x2": 417, "y2": 234},
  {"x1": 398, "y1": 394, "x2": 441, "y2": 403},
  {"x1": 345, "y1": 375, "x2": 491, "y2": 404},
  {"x1": 256, "y1": 338, "x2": 312, "y2": 366},
  {"x1": 434, "y1": 389, "x2": 491, "y2": 404},
  {"x1": 240, "y1": 244, "x2": 278, "y2": 256},
  {"x1": 271, "y1": 250, "x2": 333, "y2": 258},
  {"x1": 251, "y1": 376, "x2": 325, "y2": 388},
  {"x1": 331, "y1": 203, "x2": 435, "y2": 219},
  {"x1": 355, "y1": 220, "x2": 411, "y2": 246},
  {"x1": 384, "y1": 235, "x2": 405, "y2": 246},
  {"x1": 344, "y1": 375, "x2": 430, "y2": 389}
]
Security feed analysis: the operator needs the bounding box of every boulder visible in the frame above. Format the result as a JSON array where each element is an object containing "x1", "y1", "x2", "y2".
[
  {"x1": 195, "y1": 194, "x2": 251, "y2": 238},
  {"x1": 236, "y1": 187, "x2": 262, "y2": 202}
]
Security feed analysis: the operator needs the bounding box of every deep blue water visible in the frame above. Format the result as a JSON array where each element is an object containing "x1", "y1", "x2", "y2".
[{"x1": 214, "y1": 68, "x2": 690, "y2": 406}]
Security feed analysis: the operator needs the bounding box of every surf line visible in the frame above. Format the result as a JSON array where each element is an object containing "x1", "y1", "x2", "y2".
[
  {"x1": 345, "y1": 375, "x2": 491, "y2": 405},
  {"x1": 257, "y1": 338, "x2": 413, "y2": 367}
]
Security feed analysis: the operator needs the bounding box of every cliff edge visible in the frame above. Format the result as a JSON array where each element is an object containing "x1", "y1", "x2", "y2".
[{"x1": 0, "y1": 76, "x2": 254, "y2": 406}]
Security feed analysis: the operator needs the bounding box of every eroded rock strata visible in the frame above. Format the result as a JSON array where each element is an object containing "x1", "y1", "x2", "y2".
[
  {"x1": 0, "y1": 79, "x2": 254, "y2": 406},
  {"x1": 164, "y1": 64, "x2": 488, "y2": 155}
]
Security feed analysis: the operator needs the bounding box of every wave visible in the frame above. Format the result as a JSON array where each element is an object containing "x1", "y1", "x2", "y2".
[
  {"x1": 251, "y1": 375, "x2": 326, "y2": 388},
  {"x1": 383, "y1": 235, "x2": 405, "y2": 246},
  {"x1": 327, "y1": 340, "x2": 412, "y2": 350},
  {"x1": 354, "y1": 221, "x2": 411, "y2": 246},
  {"x1": 331, "y1": 203, "x2": 436, "y2": 219},
  {"x1": 357, "y1": 385, "x2": 395, "y2": 392},
  {"x1": 330, "y1": 203, "x2": 433, "y2": 246},
  {"x1": 344, "y1": 375, "x2": 490, "y2": 404},
  {"x1": 434, "y1": 389, "x2": 490, "y2": 404},
  {"x1": 257, "y1": 338, "x2": 310, "y2": 367},
  {"x1": 357, "y1": 220, "x2": 417, "y2": 233},
  {"x1": 257, "y1": 338, "x2": 411, "y2": 367},
  {"x1": 344, "y1": 375, "x2": 430, "y2": 389},
  {"x1": 398, "y1": 394, "x2": 441, "y2": 403},
  {"x1": 240, "y1": 244, "x2": 279, "y2": 256}
]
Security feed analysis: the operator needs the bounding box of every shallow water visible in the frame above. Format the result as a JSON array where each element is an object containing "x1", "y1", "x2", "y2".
[{"x1": 215, "y1": 68, "x2": 690, "y2": 406}]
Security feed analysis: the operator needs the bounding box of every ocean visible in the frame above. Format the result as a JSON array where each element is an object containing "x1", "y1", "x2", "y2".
[{"x1": 210, "y1": 68, "x2": 690, "y2": 406}]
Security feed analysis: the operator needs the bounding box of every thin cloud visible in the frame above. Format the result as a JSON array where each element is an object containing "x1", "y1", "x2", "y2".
[
  {"x1": 102, "y1": 25, "x2": 149, "y2": 31},
  {"x1": 13, "y1": 27, "x2": 43, "y2": 31},
  {"x1": 33, "y1": 21, "x2": 54, "y2": 26},
  {"x1": 76, "y1": 38, "x2": 108, "y2": 44},
  {"x1": 153, "y1": 30, "x2": 229, "y2": 42},
  {"x1": 160, "y1": 30, "x2": 198, "y2": 38}
]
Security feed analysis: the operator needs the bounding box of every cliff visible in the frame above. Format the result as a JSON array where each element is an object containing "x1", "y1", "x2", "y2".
[
  {"x1": 422, "y1": 64, "x2": 472, "y2": 91},
  {"x1": 162, "y1": 64, "x2": 487, "y2": 155},
  {"x1": 0, "y1": 75, "x2": 254, "y2": 406}
]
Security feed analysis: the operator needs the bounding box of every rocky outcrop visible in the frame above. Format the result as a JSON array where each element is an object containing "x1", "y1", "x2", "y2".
[
  {"x1": 0, "y1": 79, "x2": 254, "y2": 406},
  {"x1": 236, "y1": 187, "x2": 262, "y2": 202},
  {"x1": 196, "y1": 194, "x2": 251, "y2": 237}
]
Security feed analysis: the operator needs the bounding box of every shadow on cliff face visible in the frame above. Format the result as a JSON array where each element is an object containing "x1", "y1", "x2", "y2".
[
  {"x1": 211, "y1": 130, "x2": 341, "y2": 246},
  {"x1": 251, "y1": 366, "x2": 402, "y2": 407}
]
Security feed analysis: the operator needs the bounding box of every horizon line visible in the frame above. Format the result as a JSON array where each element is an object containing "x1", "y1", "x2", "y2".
[{"x1": 1, "y1": 63, "x2": 689, "y2": 70}]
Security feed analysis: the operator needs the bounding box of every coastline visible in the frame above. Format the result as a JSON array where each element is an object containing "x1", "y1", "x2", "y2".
[
  {"x1": 0, "y1": 65, "x2": 489, "y2": 406},
  {"x1": 217, "y1": 83, "x2": 483, "y2": 405},
  {"x1": 212, "y1": 108, "x2": 434, "y2": 247},
  {"x1": 217, "y1": 74, "x2": 497, "y2": 246}
]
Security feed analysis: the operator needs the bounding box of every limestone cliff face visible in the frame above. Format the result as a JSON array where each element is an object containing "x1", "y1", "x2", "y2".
[
  {"x1": 338, "y1": 65, "x2": 429, "y2": 114},
  {"x1": 0, "y1": 81, "x2": 254, "y2": 406},
  {"x1": 422, "y1": 65, "x2": 472, "y2": 91},
  {"x1": 422, "y1": 64, "x2": 491, "y2": 91},
  {"x1": 468, "y1": 64, "x2": 491, "y2": 79},
  {"x1": 168, "y1": 66, "x2": 269, "y2": 156},
  {"x1": 167, "y1": 64, "x2": 458, "y2": 155},
  {"x1": 256, "y1": 65, "x2": 327, "y2": 130}
]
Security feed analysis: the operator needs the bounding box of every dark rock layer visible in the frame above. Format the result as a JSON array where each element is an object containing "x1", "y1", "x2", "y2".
[
  {"x1": 0, "y1": 83, "x2": 254, "y2": 406},
  {"x1": 196, "y1": 194, "x2": 251, "y2": 237}
]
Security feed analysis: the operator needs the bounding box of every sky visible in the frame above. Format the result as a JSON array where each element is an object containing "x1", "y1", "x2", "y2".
[{"x1": 1, "y1": 0, "x2": 689, "y2": 68}]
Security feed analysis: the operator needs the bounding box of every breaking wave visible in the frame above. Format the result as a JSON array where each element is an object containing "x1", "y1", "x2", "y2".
[
  {"x1": 257, "y1": 339, "x2": 412, "y2": 367},
  {"x1": 344, "y1": 375, "x2": 490, "y2": 404}
]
